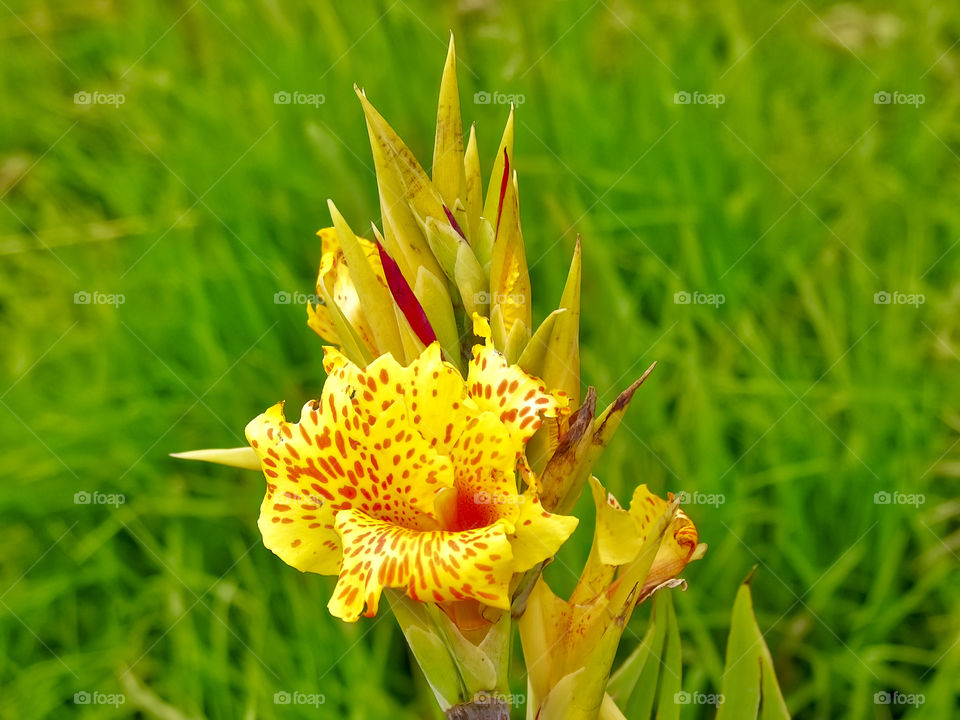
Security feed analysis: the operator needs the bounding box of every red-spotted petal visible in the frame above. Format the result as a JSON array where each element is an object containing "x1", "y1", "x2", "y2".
[{"x1": 329, "y1": 508, "x2": 516, "y2": 621}]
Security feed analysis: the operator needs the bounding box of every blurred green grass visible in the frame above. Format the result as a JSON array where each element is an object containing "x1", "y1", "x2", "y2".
[{"x1": 2, "y1": 1, "x2": 959, "y2": 718}]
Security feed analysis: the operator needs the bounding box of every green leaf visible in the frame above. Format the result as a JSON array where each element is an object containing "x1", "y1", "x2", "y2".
[
  {"x1": 716, "y1": 571, "x2": 792, "y2": 720},
  {"x1": 655, "y1": 594, "x2": 682, "y2": 720},
  {"x1": 618, "y1": 593, "x2": 668, "y2": 720}
]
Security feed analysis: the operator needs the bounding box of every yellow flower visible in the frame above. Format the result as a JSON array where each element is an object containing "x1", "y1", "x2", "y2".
[
  {"x1": 246, "y1": 319, "x2": 578, "y2": 622},
  {"x1": 305, "y1": 226, "x2": 386, "y2": 361},
  {"x1": 520, "y1": 478, "x2": 705, "y2": 719}
]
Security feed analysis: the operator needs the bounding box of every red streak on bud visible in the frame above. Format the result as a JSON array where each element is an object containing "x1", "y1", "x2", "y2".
[
  {"x1": 443, "y1": 205, "x2": 467, "y2": 240},
  {"x1": 376, "y1": 242, "x2": 438, "y2": 347},
  {"x1": 495, "y1": 148, "x2": 510, "y2": 235}
]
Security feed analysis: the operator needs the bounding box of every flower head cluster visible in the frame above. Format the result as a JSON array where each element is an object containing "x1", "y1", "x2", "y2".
[{"x1": 176, "y1": 35, "x2": 706, "y2": 720}]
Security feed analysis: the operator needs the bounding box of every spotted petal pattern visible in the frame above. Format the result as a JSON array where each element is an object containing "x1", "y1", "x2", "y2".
[{"x1": 246, "y1": 340, "x2": 577, "y2": 621}]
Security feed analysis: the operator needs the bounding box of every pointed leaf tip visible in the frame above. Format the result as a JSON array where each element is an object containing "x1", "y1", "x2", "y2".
[{"x1": 170, "y1": 447, "x2": 261, "y2": 470}]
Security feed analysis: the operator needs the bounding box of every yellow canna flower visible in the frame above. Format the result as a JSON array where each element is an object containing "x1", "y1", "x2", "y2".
[
  {"x1": 520, "y1": 478, "x2": 705, "y2": 719},
  {"x1": 172, "y1": 36, "x2": 717, "y2": 720},
  {"x1": 246, "y1": 317, "x2": 578, "y2": 622}
]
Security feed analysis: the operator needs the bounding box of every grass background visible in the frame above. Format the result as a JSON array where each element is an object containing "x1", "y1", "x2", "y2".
[{"x1": 2, "y1": 1, "x2": 959, "y2": 718}]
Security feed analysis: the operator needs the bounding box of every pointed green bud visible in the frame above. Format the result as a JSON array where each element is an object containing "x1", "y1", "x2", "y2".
[
  {"x1": 502, "y1": 318, "x2": 531, "y2": 366},
  {"x1": 490, "y1": 168, "x2": 531, "y2": 340},
  {"x1": 432, "y1": 34, "x2": 466, "y2": 210},
  {"x1": 414, "y1": 266, "x2": 461, "y2": 369},
  {"x1": 355, "y1": 86, "x2": 447, "y2": 286},
  {"x1": 328, "y1": 200, "x2": 404, "y2": 359},
  {"x1": 541, "y1": 237, "x2": 581, "y2": 405},
  {"x1": 422, "y1": 216, "x2": 462, "y2": 279},
  {"x1": 464, "y1": 123, "x2": 482, "y2": 241},
  {"x1": 482, "y1": 107, "x2": 514, "y2": 225},
  {"x1": 518, "y1": 309, "x2": 567, "y2": 375},
  {"x1": 454, "y1": 241, "x2": 488, "y2": 319},
  {"x1": 473, "y1": 217, "x2": 495, "y2": 276}
]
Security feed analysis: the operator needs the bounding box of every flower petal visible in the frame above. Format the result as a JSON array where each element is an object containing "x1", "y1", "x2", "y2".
[
  {"x1": 310, "y1": 226, "x2": 388, "y2": 356},
  {"x1": 329, "y1": 508, "x2": 516, "y2": 621},
  {"x1": 448, "y1": 411, "x2": 524, "y2": 531},
  {"x1": 398, "y1": 343, "x2": 473, "y2": 455},
  {"x1": 246, "y1": 353, "x2": 458, "y2": 575},
  {"x1": 506, "y1": 487, "x2": 579, "y2": 570},
  {"x1": 595, "y1": 482, "x2": 702, "y2": 594},
  {"x1": 467, "y1": 341, "x2": 568, "y2": 449}
]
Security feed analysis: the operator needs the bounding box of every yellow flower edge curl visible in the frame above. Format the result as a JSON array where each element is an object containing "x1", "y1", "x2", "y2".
[{"x1": 244, "y1": 319, "x2": 578, "y2": 622}]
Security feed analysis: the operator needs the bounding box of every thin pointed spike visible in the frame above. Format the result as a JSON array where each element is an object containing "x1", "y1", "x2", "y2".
[
  {"x1": 433, "y1": 33, "x2": 465, "y2": 209},
  {"x1": 170, "y1": 447, "x2": 261, "y2": 471}
]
